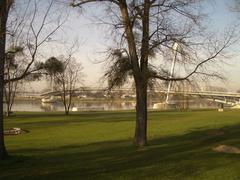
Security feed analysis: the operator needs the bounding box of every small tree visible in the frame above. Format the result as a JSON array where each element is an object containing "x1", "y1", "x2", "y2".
[
  {"x1": 44, "y1": 57, "x2": 64, "y2": 91},
  {"x1": 4, "y1": 46, "x2": 24, "y2": 116},
  {"x1": 55, "y1": 56, "x2": 83, "y2": 115}
]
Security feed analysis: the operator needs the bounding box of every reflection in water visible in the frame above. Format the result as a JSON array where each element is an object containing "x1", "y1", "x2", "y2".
[
  {"x1": 71, "y1": 101, "x2": 137, "y2": 111},
  {"x1": 41, "y1": 102, "x2": 62, "y2": 112},
  {"x1": 4, "y1": 99, "x2": 219, "y2": 112}
]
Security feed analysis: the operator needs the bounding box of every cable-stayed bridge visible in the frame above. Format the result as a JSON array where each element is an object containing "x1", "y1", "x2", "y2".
[
  {"x1": 154, "y1": 90, "x2": 240, "y2": 109},
  {"x1": 39, "y1": 87, "x2": 240, "y2": 106},
  {"x1": 40, "y1": 87, "x2": 134, "y2": 96}
]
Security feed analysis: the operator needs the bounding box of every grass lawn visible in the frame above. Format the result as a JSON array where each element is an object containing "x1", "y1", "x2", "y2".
[{"x1": 1, "y1": 110, "x2": 240, "y2": 179}]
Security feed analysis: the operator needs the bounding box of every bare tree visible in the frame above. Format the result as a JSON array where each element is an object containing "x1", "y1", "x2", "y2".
[
  {"x1": 0, "y1": 0, "x2": 67, "y2": 159},
  {"x1": 71, "y1": 0, "x2": 237, "y2": 146},
  {"x1": 54, "y1": 56, "x2": 83, "y2": 115},
  {"x1": 4, "y1": 80, "x2": 19, "y2": 117},
  {"x1": 5, "y1": 0, "x2": 67, "y2": 84},
  {"x1": 4, "y1": 45, "x2": 24, "y2": 116}
]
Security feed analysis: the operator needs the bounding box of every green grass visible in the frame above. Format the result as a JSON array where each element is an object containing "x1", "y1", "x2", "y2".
[{"x1": 1, "y1": 110, "x2": 240, "y2": 179}]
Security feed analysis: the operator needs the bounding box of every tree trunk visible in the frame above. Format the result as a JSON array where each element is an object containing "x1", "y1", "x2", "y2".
[
  {"x1": 0, "y1": 87, "x2": 8, "y2": 159},
  {"x1": 6, "y1": 83, "x2": 11, "y2": 117},
  {"x1": 6, "y1": 109, "x2": 10, "y2": 117},
  {"x1": 134, "y1": 79, "x2": 148, "y2": 146},
  {"x1": 4, "y1": 86, "x2": 11, "y2": 117},
  {"x1": 0, "y1": 0, "x2": 10, "y2": 160},
  {"x1": 65, "y1": 110, "x2": 69, "y2": 115},
  {"x1": 0, "y1": 37, "x2": 8, "y2": 159}
]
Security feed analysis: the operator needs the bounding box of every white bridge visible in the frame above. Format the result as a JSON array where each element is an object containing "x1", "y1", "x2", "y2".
[
  {"x1": 40, "y1": 88, "x2": 240, "y2": 107},
  {"x1": 157, "y1": 90, "x2": 240, "y2": 108}
]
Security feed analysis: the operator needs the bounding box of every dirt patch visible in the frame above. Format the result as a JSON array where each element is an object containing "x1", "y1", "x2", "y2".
[
  {"x1": 4, "y1": 128, "x2": 29, "y2": 136},
  {"x1": 213, "y1": 145, "x2": 240, "y2": 154}
]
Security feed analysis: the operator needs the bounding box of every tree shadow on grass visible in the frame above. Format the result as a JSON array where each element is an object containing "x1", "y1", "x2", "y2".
[
  {"x1": 5, "y1": 112, "x2": 136, "y2": 127},
  {"x1": 6, "y1": 111, "x2": 134, "y2": 119},
  {"x1": 1, "y1": 124, "x2": 240, "y2": 180}
]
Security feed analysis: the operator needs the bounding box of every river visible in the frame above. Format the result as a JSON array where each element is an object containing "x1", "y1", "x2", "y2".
[{"x1": 3, "y1": 99, "x2": 220, "y2": 112}]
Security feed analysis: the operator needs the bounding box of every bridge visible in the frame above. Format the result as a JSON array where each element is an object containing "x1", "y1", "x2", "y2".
[
  {"x1": 157, "y1": 90, "x2": 240, "y2": 107},
  {"x1": 40, "y1": 87, "x2": 134, "y2": 96},
  {"x1": 40, "y1": 87, "x2": 240, "y2": 106}
]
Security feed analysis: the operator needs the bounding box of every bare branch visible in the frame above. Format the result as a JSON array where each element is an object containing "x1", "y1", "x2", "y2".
[{"x1": 70, "y1": 0, "x2": 119, "y2": 7}]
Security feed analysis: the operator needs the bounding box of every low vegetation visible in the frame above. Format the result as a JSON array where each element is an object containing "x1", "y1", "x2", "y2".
[{"x1": 1, "y1": 110, "x2": 240, "y2": 179}]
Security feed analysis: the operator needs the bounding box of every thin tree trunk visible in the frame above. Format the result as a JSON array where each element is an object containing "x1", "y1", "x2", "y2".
[
  {"x1": 67, "y1": 93, "x2": 71, "y2": 115},
  {"x1": 6, "y1": 78, "x2": 11, "y2": 117},
  {"x1": 9, "y1": 81, "x2": 18, "y2": 114},
  {"x1": 0, "y1": 80, "x2": 8, "y2": 159},
  {"x1": 67, "y1": 81, "x2": 74, "y2": 115},
  {"x1": 4, "y1": 85, "x2": 10, "y2": 117},
  {"x1": 62, "y1": 77, "x2": 68, "y2": 115},
  {"x1": 134, "y1": 79, "x2": 148, "y2": 146}
]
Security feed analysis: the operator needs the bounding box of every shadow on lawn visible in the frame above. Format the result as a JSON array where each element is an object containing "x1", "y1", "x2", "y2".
[
  {"x1": 5, "y1": 111, "x2": 197, "y2": 127},
  {"x1": 1, "y1": 124, "x2": 240, "y2": 179},
  {"x1": 6, "y1": 111, "x2": 134, "y2": 118},
  {"x1": 5, "y1": 111, "x2": 136, "y2": 126}
]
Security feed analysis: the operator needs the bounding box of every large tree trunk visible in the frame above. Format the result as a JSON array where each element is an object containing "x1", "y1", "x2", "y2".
[
  {"x1": 0, "y1": 0, "x2": 10, "y2": 160},
  {"x1": 0, "y1": 0, "x2": 13, "y2": 160},
  {"x1": 134, "y1": 79, "x2": 148, "y2": 146},
  {"x1": 118, "y1": 1, "x2": 150, "y2": 147}
]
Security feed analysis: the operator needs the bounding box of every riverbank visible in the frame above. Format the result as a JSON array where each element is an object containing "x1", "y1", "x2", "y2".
[
  {"x1": 6, "y1": 97, "x2": 220, "y2": 112},
  {"x1": 14, "y1": 96, "x2": 137, "y2": 102},
  {"x1": 1, "y1": 110, "x2": 240, "y2": 179}
]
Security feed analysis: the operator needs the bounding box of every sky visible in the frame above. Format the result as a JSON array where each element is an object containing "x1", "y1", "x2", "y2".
[
  {"x1": 207, "y1": 0, "x2": 240, "y2": 91},
  {"x1": 14, "y1": 0, "x2": 240, "y2": 92}
]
